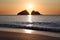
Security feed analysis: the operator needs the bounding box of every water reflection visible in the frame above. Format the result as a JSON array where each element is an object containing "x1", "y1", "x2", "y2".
[
  {"x1": 24, "y1": 29, "x2": 33, "y2": 33},
  {"x1": 27, "y1": 15, "x2": 33, "y2": 27},
  {"x1": 26, "y1": 24, "x2": 33, "y2": 27},
  {"x1": 28, "y1": 15, "x2": 32, "y2": 22}
]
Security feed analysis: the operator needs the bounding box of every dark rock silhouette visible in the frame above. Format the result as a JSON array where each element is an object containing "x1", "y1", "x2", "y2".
[
  {"x1": 17, "y1": 10, "x2": 42, "y2": 15},
  {"x1": 31, "y1": 10, "x2": 41, "y2": 15},
  {"x1": 17, "y1": 10, "x2": 29, "y2": 15}
]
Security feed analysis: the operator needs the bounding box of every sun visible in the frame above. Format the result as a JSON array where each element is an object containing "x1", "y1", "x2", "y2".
[
  {"x1": 27, "y1": 4, "x2": 33, "y2": 9},
  {"x1": 26, "y1": 3, "x2": 33, "y2": 15}
]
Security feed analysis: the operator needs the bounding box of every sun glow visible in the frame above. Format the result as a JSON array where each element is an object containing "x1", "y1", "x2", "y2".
[
  {"x1": 27, "y1": 4, "x2": 33, "y2": 9},
  {"x1": 26, "y1": 3, "x2": 33, "y2": 15}
]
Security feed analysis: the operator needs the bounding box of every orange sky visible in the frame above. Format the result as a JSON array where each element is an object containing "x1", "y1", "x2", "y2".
[{"x1": 0, "y1": 0, "x2": 60, "y2": 15}]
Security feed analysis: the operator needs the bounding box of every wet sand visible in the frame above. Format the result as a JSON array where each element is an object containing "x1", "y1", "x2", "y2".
[{"x1": 0, "y1": 31, "x2": 60, "y2": 40}]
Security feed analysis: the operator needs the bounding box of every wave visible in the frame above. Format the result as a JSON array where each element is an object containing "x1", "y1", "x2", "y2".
[{"x1": 0, "y1": 22, "x2": 60, "y2": 33}]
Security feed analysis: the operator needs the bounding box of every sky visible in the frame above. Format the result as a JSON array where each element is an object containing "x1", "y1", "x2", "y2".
[{"x1": 0, "y1": 0, "x2": 60, "y2": 15}]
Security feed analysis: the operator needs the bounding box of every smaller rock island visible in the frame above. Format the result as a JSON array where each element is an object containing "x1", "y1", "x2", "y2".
[{"x1": 31, "y1": 10, "x2": 42, "y2": 15}]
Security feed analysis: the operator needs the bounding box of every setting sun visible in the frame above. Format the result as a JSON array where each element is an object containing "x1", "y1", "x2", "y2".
[
  {"x1": 26, "y1": 3, "x2": 34, "y2": 15},
  {"x1": 27, "y1": 4, "x2": 33, "y2": 9}
]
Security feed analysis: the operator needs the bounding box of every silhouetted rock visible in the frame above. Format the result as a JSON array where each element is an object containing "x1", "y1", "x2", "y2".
[
  {"x1": 17, "y1": 10, "x2": 29, "y2": 15},
  {"x1": 31, "y1": 10, "x2": 42, "y2": 15}
]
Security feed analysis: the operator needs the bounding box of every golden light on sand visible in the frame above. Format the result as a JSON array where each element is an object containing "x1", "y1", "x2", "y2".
[{"x1": 26, "y1": 3, "x2": 34, "y2": 15}]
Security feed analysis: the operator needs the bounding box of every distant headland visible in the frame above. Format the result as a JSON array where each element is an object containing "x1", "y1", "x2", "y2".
[{"x1": 17, "y1": 10, "x2": 42, "y2": 15}]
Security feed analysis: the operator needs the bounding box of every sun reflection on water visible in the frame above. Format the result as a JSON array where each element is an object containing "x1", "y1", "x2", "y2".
[
  {"x1": 26, "y1": 23, "x2": 33, "y2": 28},
  {"x1": 24, "y1": 29, "x2": 32, "y2": 33},
  {"x1": 28, "y1": 15, "x2": 32, "y2": 22},
  {"x1": 24, "y1": 15, "x2": 33, "y2": 33}
]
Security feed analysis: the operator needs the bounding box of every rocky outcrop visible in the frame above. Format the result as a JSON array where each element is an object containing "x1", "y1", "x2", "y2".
[
  {"x1": 17, "y1": 10, "x2": 29, "y2": 15},
  {"x1": 31, "y1": 10, "x2": 41, "y2": 15},
  {"x1": 17, "y1": 10, "x2": 42, "y2": 15}
]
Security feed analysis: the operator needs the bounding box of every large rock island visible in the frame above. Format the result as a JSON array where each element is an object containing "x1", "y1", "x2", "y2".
[{"x1": 17, "y1": 10, "x2": 29, "y2": 15}]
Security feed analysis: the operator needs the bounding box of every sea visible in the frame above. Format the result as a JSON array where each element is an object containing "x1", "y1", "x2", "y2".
[{"x1": 0, "y1": 15, "x2": 60, "y2": 33}]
